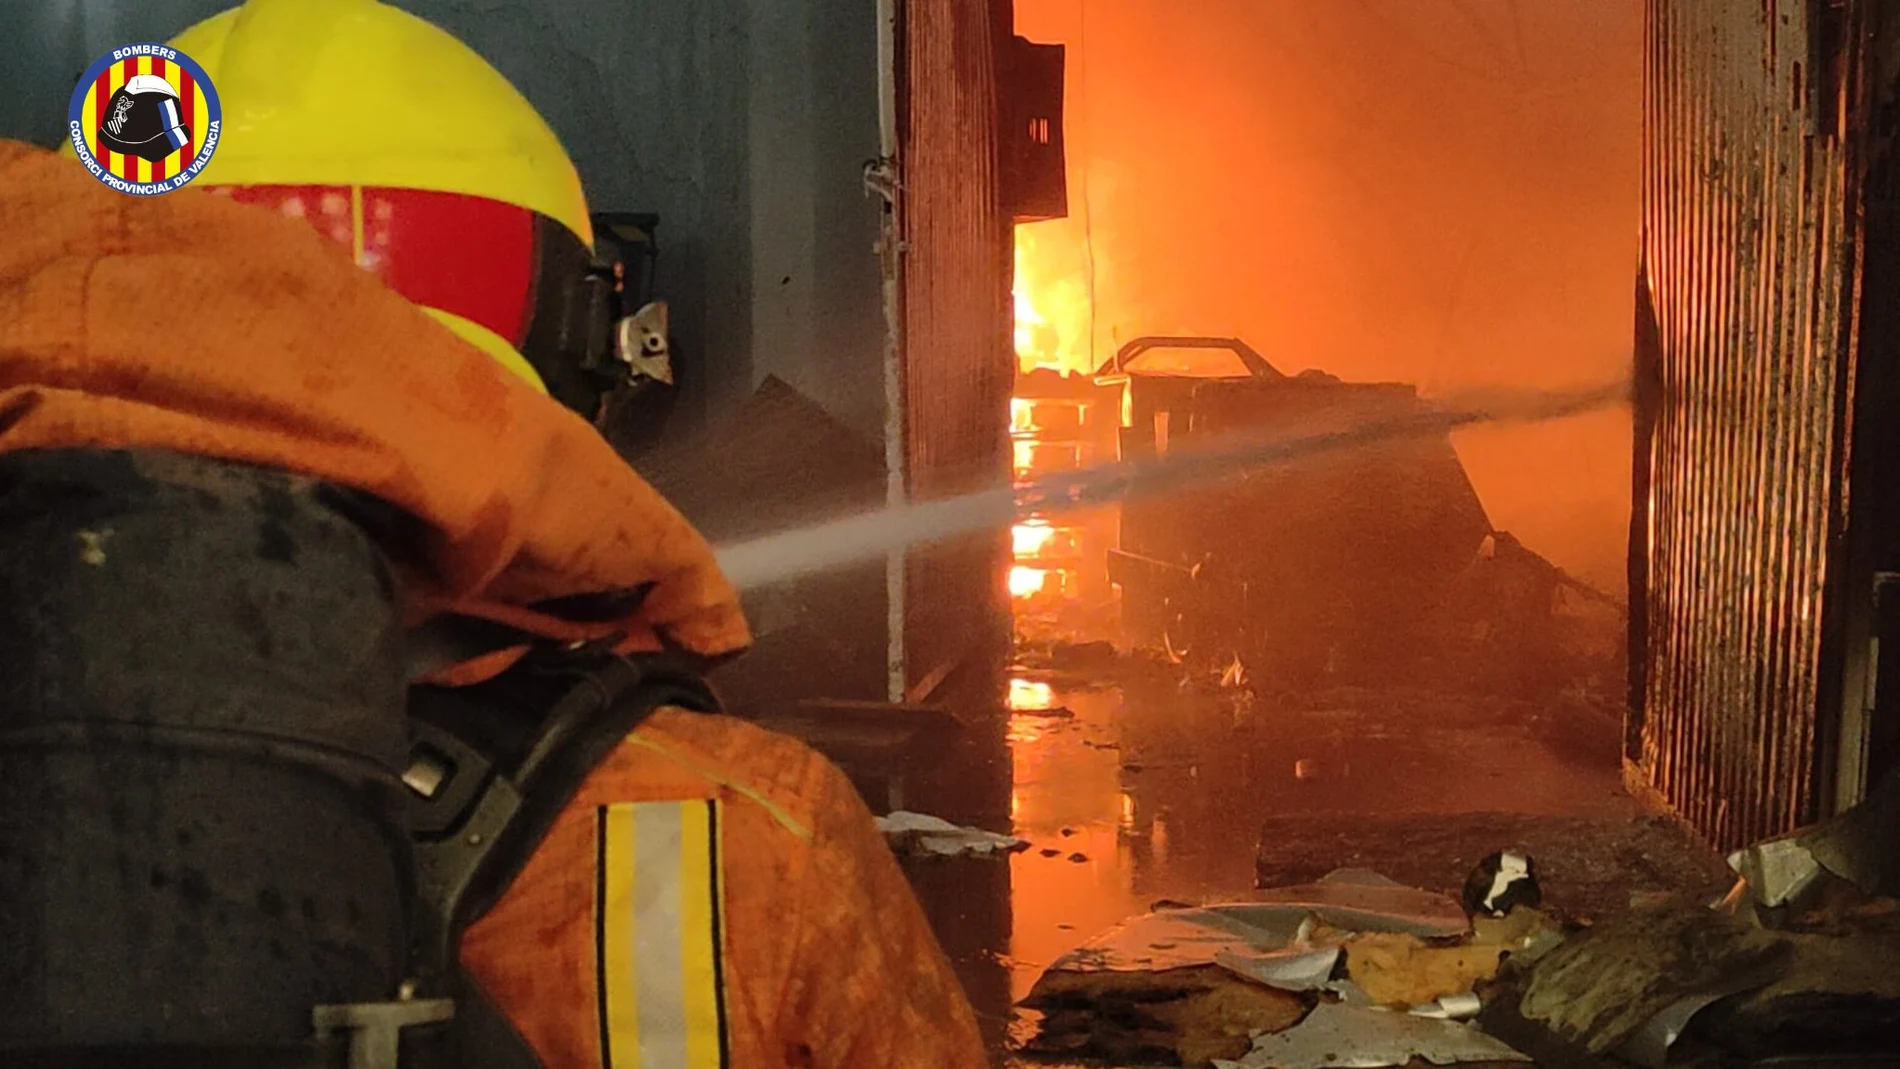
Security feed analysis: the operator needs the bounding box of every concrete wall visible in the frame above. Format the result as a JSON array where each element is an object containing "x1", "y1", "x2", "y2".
[{"x1": 0, "y1": 0, "x2": 888, "y2": 442}]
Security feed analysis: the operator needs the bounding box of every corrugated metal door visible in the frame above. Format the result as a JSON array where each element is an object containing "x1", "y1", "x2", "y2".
[
  {"x1": 898, "y1": 0, "x2": 1014, "y2": 695},
  {"x1": 1631, "y1": 0, "x2": 1893, "y2": 848}
]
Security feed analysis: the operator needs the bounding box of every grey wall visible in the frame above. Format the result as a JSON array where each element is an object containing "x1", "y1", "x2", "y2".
[
  {"x1": 742, "y1": 0, "x2": 889, "y2": 441},
  {"x1": 0, "y1": 0, "x2": 888, "y2": 442}
]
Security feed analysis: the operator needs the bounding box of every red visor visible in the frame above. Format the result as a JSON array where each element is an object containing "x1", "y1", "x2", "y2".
[{"x1": 210, "y1": 184, "x2": 536, "y2": 348}]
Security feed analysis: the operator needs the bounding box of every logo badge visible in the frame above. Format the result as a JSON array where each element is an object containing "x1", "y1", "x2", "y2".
[{"x1": 67, "y1": 43, "x2": 222, "y2": 196}]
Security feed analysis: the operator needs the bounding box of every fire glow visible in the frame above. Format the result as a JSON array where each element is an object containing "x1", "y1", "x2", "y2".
[
  {"x1": 1008, "y1": 676, "x2": 1057, "y2": 711},
  {"x1": 1010, "y1": 224, "x2": 1096, "y2": 608},
  {"x1": 1009, "y1": 565, "x2": 1050, "y2": 599},
  {"x1": 1013, "y1": 521, "x2": 1057, "y2": 557},
  {"x1": 1010, "y1": 397, "x2": 1039, "y2": 434},
  {"x1": 1013, "y1": 223, "x2": 1094, "y2": 377}
]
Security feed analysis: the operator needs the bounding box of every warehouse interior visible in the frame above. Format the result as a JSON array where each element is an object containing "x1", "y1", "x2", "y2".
[
  {"x1": 951, "y1": 0, "x2": 1664, "y2": 1051},
  {"x1": 898, "y1": 0, "x2": 1900, "y2": 1061}
]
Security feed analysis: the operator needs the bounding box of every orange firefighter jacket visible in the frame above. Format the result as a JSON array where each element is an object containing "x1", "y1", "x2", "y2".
[
  {"x1": 0, "y1": 140, "x2": 990, "y2": 1069},
  {"x1": 465, "y1": 707, "x2": 992, "y2": 1069}
]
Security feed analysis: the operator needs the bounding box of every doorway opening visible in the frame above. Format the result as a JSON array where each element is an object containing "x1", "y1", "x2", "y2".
[{"x1": 944, "y1": 0, "x2": 1727, "y2": 1048}]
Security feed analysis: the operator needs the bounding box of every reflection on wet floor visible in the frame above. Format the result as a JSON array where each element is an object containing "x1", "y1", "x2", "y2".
[
  {"x1": 910, "y1": 652, "x2": 1642, "y2": 1057},
  {"x1": 1005, "y1": 679, "x2": 1152, "y2": 1004}
]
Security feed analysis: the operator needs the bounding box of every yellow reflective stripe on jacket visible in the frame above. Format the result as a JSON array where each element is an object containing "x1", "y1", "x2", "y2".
[{"x1": 595, "y1": 800, "x2": 729, "y2": 1069}]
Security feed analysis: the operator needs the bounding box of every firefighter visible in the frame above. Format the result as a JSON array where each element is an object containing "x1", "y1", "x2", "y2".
[{"x1": 5, "y1": 0, "x2": 991, "y2": 1066}]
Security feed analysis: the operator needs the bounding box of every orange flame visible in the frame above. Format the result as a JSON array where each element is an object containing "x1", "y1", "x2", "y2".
[
  {"x1": 1012, "y1": 521, "x2": 1057, "y2": 557},
  {"x1": 1008, "y1": 676, "x2": 1057, "y2": 711},
  {"x1": 1010, "y1": 397, "x2": 1038, "y2": 433},
  {"x1": 1009, "y1": 565, "x2": 1051, "y2": 598},
  {"x1": 1014, "y1": 223, "x2": 1095, "y2": 376},
  {"x1": 1012, "y1": 223, "x2": 1098, "y2": 612}
]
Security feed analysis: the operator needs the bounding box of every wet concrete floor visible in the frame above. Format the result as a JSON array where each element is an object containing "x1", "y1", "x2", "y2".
[{"x1": 899, "y1": 654, "x2": 1730, "y2": 1060}]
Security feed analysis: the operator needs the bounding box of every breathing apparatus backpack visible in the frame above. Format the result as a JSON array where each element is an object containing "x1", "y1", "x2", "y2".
[{"x1": 0, "y1": 448, "x2": 720, "y2": 1069}]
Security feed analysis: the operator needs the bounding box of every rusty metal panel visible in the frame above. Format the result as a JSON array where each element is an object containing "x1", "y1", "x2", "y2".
[
  {"x1": 900, "y1": 0, "x2": 1014, "y2": 691},
  {"x1": 1633, "y1": 0, "x2": 1875, "y2": 848}
]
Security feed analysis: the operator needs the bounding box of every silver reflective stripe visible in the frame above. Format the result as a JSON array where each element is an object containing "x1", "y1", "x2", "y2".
[
  {"x1": 632, "y1": 803, "x2": 687, "y2": 1068},
  {"x1": 597, "y1": 800, "x2": 727, "y2": 1069}
]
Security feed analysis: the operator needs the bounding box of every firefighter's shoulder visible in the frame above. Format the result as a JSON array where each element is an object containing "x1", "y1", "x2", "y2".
[{"x1": 571, "y1": 707, "x2": 850, "y2": 842}]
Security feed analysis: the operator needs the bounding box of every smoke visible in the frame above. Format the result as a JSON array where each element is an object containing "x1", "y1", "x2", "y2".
[
  {"x1": 1013, "y1": 0, "x2": 1644, "y2": 593},
  {"x1": 716, "y1": 377, "x2": 1628, "y2": 591}
]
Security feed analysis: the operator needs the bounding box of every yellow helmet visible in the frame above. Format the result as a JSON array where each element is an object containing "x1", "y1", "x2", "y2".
[{"x1": 74, "y1": 0, "x2": 626, "y2": 411}]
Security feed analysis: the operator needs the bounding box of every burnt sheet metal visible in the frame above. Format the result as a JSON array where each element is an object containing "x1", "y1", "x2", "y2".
[
  {"x1": 1411, "y1": 993, "x2": 1486, "y2": 1021},
  {"x1": 1213, "y1": 1003, "x2": 1530, "y2": 1069},
  {"x1": 1481, "y1": 902, "x2": 1791, "y2": 1062},
  {"x1": 1727, "y1": 767, "x2": 1900, "y2": 910},
  {"x1": 1041, "y1": 870, "x2": 1469, "y2": 978},
  {"x1": 1631, "y1": 0, "x2": 1882, "y2": 848},
  {"x1": 1614, "y1": 983, "x2": 1761, "y2": 1069}
]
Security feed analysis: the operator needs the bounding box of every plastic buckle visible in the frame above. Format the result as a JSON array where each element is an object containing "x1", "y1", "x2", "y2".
[
  {"x1": 313, "y1": 990, "x2": 455, "y2": 1069},
  {"x1": 519, "y1": 632, "x2": 628, "y2": 679}
]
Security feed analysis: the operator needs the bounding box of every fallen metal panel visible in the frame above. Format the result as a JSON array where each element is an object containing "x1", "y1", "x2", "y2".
[{"x1": 1220, "y1": 1002, "x2": 1530, "y2": 1069}]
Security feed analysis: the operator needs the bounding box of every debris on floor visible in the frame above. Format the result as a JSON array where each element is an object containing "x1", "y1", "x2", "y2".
[
  {"x1": 1013, "y1": 705, "x2": 1076, "y2": 720},
  {"x1": 874, "y1": 810, "x2": 1028, "y2": 858},
  {"x1": 1477, "y1": 899, "x2": 1794, "y2": 1066},
  {"x1": 1018, "y1": 870, "x2": 1548, "y2": 1067},
  {"x1": 1014, "y1": 829, "x2": 1899, "y2": 1068},
  {"x1": 1688, "y1": 902, "x2": 1900, "y2": 1060},
  {"x1": 1219, "y1": 654, "x2": 1248, "y2": 690},
  {"x1": 1026, "y1": 870, "x2": 1466, "y2": 979},
  {"x1": 1340, "y1": 930, "x2": 1515, "y2": 1008},
  {"x1": 1254, "y1": 811, "x2": 1734, "y2": 923},
  {"x1": 1724, "y1": 766, "x2": 1900, "y2": 921},
  {"x1": 950, "y1": 652, "x2": 1895, "y2": 1067},
  {"x1": 1475, "y1": 779, "x2": 1900, "y2": 1066},
  {"x1": 1014, "y1": 638, "x2": 1129, "y2": 677},
  {"x1": 1213, "y1": 1001, "x2": 1530, "y2": 1069},
  {"x1": 1461, "y1": 849, "x2": 1542, "y2": 918},
  {"x1": 1024, "y1": 965, "x2": 1307, "y2": 1067}
]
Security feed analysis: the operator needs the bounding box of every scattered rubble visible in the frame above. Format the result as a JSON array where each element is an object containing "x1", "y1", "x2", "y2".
[
  {"x1": 1215, "y1": 1002, "x2": 1530, "y2": 1069},
  {"x1": 1013, "y1": 706, "x2": 1076, "y2": 720},
  {"x1": 1254, "y1": 812, "x2": 1733, "y2": 923},
  {"x1": 1691, "y1": 906, "x2": 1900, "y2": 1059},
  {"x1": 1342, "y1": 930, "x2": 1514, "y2": 1008},
  {"x1": 1474, "y1": 776, "x2": 1900, "y2": 1066},
  {"x1": 1015, "y1": 794, "x2": 1900, "y2": 1068},
  {"x1": 1461, "y1": 849, "x2": 1542, "y2": 918},
  {"x1": 1018, "y1": 870, "x2": 1536, "y2": 1067},
  {"x1": 1724, "y1": 765, "x2": 1900, "y2": 920},
  {"x1": 1024, "y1": 965, "x2": 1307, "y2": 1067},
  {"x1": 874, "y1": 811, "x2": 1028, "y2": 859}
]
